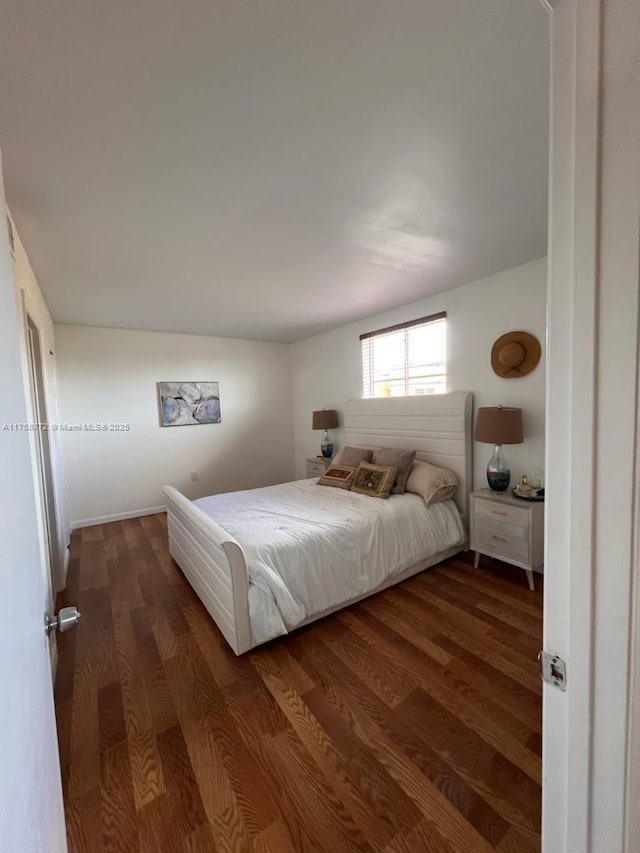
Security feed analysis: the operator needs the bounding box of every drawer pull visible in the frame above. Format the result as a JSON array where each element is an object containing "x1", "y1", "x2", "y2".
[
  {"x1": 492, "y1": 535, "x2": 508, "y2": 543},
  {"x1": 491, "y1": 510, "x2": 507, "y2": 517}
]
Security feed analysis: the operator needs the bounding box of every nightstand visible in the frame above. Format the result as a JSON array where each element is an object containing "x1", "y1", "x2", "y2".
[
  {"x1": 305, "y1": 457, "x2": 332, "y2": 478},
  {"x1": 470, "y1": 488, "x2": 544, "y2": 590}
]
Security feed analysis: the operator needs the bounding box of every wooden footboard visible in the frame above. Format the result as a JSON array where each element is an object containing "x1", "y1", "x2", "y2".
[{"x1": 162, "y1": 486, "x2": 253, "y2": 654}]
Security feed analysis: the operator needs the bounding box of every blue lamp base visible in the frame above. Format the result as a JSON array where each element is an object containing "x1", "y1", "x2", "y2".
[
  {"x1": 321, "y1": 429, "x2": 334, "y2": 458},
  {"x1": 486, "y1": 444, "x2": 510, "y2": 491}
]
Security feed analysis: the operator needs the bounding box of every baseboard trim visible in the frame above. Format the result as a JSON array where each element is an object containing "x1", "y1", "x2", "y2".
[{"x1": 72, "y1": 505, "x2": 166, "y2": 529}]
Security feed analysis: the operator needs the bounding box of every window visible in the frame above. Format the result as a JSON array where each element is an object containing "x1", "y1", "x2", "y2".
[{"x1": 361, "y1": 312, "x2": 447, "y2": 398}]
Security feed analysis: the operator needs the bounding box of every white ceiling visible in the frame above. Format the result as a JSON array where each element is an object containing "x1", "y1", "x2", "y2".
[{"x1": 0, "y1": 0, "x2": 548, "y2": 343}]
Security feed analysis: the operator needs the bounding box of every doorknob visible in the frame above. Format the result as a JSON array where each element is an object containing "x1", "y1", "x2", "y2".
[{"x1": 45, "y1": 607, "x2": 81, "y2": 636}]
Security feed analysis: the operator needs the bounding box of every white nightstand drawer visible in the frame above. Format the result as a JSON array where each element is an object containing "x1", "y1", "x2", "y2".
[
  {"x1": 306, "y1": 459, "x2": 331, "y2": 478},
  {"x1": 475, "y1": 498, "x2": 528, "y2": 528},
  {"x1": 474, "y1": 516, "x2": 529, "y2": 564}
]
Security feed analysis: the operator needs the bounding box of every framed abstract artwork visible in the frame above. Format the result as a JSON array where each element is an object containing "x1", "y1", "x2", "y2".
[{"x1": 158, "y1": 381, "x2": 221, "y2": 427}]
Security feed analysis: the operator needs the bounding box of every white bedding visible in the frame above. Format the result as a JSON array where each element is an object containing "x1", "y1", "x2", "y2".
[{"x1": 194, "y1": 478, "x2": 465, "y2": 645}]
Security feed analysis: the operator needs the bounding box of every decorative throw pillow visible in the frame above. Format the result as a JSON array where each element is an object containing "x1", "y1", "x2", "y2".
[
  {"x1": 405, "y1": 460, "x2": 458, "y2": 506},
  {"x1": 317, "y1": 465, "x2": 357, "y2": 490},
  {"x1": 351, "y1": 462, "x2": 397, "y2": 499},
  {"x1": 332, "y1": 445, "x2": 374, "y2": 467},
  {"x1": 370, "y1": 447, "x2": 417, "y2": 495}
]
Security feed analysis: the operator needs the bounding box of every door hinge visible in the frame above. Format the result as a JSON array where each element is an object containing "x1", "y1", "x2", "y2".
[{"x1": 538, "y1": 650, "x2": 567, "y2": 691}]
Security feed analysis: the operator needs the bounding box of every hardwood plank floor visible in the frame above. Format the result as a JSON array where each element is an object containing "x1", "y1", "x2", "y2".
[{"x1": 55, "y1": 515, "x2": 542, "y2": 852}]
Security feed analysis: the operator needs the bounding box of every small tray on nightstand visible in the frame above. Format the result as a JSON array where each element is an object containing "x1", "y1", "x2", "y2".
[{"x1": 512, "y1": 487, "x2": 545, "y2": 502}]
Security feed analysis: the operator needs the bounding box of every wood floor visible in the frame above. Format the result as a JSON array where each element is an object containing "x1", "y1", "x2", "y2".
[{"x1": 54, "y1": 514, "x2": 543, "y2": 853}]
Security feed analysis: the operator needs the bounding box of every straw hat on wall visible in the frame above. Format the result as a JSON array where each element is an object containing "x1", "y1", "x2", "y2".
[{"x1": 491, "y1": 331, "x2": 541, "y2": 378}]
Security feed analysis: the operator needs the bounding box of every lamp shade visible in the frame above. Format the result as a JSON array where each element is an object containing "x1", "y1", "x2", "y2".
[
  {"x1": 312, "y1": 409, "x2": 339, "y2": 430},
  {"x1": 474, "y1": 406, "x2": 523, "y2": 445}
]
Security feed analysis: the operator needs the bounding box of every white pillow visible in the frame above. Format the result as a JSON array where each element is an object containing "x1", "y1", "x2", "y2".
[{"x1": 405, "y1": 460, "x2": 458, "y2": 506}]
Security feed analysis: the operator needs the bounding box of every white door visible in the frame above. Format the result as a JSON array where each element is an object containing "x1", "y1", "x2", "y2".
[
  {"x1": 0, "y1": 155, "x2": 67, "y2": 851},
  {"x1": 542, "y1": 0, "x2": 640, "y2": 850}
]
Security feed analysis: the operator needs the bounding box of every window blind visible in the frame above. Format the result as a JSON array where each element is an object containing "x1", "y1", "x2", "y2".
[{"x1": 360, "y1": 312, "x2": 447, "y2": 398}]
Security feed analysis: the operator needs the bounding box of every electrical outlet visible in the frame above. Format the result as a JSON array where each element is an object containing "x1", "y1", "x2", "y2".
[{"x1": 190, "y1": 472, "x2": 198, "y2": 482}]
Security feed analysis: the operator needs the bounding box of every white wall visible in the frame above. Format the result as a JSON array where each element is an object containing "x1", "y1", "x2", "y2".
[
  {"x1": 55, "y1": 258, "x2": 546, "y2": 526},
  {"x1": 56, "y1": 325, "x2": 294, "y2": 526},
  {"x1": 292, "y1": 257, "x2": 547, "y2": 490},
  {"x1": 9, "y1": 212, "x2": 70, "y2": 593}
]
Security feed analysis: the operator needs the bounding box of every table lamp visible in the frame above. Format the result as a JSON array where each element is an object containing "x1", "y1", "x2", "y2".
[
  {"x1": 312, "y1": 409, "x2": 339, "y2": 458},
  {"x1": 474, "y1": 406, "x2": 523, "y2": 491}
]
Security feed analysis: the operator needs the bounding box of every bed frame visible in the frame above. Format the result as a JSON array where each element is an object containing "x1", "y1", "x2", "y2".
[{"x1": 163, "y1": 391, "x2": 473, "y2": 655}]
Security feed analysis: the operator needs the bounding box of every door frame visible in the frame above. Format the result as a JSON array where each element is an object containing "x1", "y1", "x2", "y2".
[
  {"x1": 24, "y1": 311, "x2": 60, "y2": 600},
  {"x1": 627, "y1": 418, "x2": 640, "y2": 851},
  {"x1": 540, "y1": 0, "x2": 640, "y2": 850}
]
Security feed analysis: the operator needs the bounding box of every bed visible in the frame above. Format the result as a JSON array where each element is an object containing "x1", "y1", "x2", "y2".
[{"x1": 163, "y1": 391, "x2": 473, "y2": 654}]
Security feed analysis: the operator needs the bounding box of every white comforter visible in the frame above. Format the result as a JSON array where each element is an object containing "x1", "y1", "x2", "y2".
[{"x1": 194, "y1": 478, "x2": 465, "y2": 644}]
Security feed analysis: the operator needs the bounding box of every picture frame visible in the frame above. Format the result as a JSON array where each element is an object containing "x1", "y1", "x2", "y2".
[{"x1": 157, "y1": 381, "x2": 221, "y2": 427}]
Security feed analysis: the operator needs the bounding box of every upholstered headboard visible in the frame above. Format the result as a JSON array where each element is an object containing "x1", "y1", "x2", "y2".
[{"x1": 343, "y1": 392, "x2": 473, "y2": 524}]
